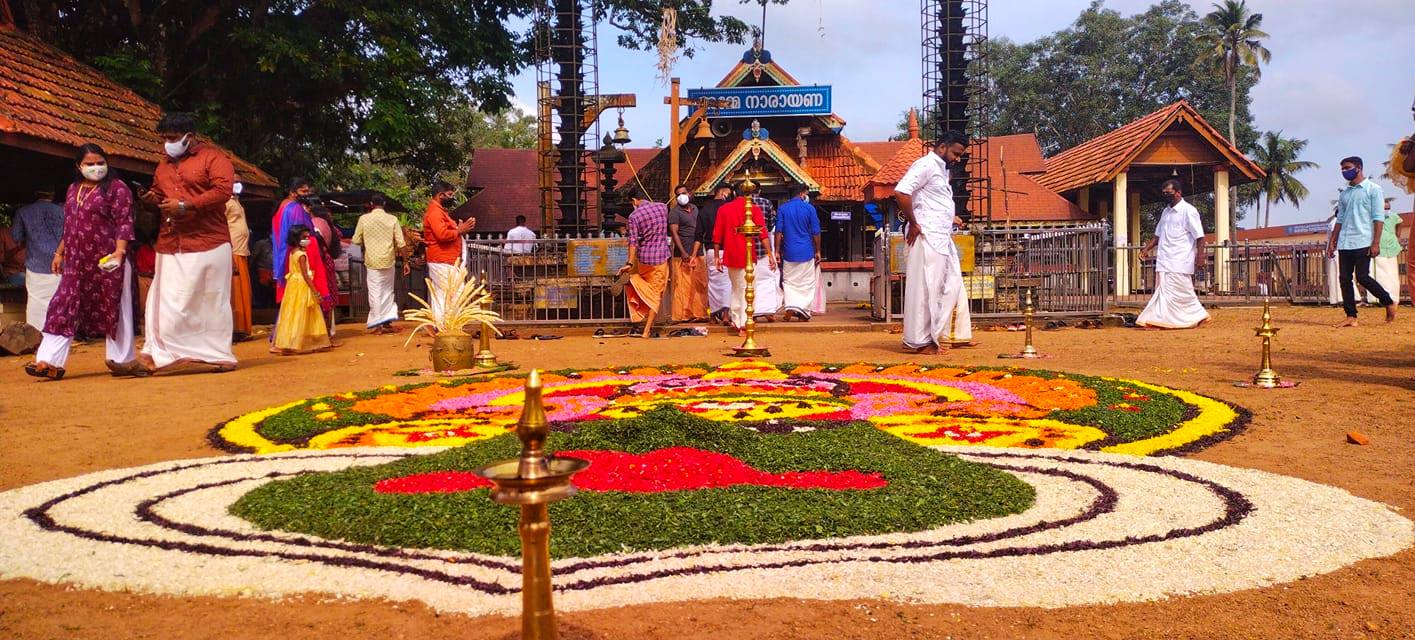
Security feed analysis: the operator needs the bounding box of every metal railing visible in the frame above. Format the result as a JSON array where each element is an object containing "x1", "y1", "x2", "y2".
[
  {"x1": 1113, "y1": 242, "x2": 1409, "y2": 306},
  {"x1": 873, "y1": 224, "x2": 1112, "y2": 320},
  {"x1": 346, "y1": 234, "x2": 635, "y2": 326}
]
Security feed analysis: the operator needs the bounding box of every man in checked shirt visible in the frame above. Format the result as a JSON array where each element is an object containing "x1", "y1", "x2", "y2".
[{"x1": 619, "y1": 191, "x2": 672, "y2": 338}]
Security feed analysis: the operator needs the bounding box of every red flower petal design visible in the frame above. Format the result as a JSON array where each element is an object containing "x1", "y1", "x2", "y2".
[{"x1": 373, "y1": 447, "x2": 888, "y2": 494}]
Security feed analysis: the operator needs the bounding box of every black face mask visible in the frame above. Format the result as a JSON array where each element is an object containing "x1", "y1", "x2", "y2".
[
  {"x1": 297, "y1": 195, "x2": 321, "y2": 206},
  {"x1": 440, "y1": 197, "x2": 457, "y2": 208}
]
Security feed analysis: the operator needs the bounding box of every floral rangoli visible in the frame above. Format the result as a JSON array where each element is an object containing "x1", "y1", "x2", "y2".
[{"x1": 213, "y1": 361, "x2": 1247, "y2": 457}]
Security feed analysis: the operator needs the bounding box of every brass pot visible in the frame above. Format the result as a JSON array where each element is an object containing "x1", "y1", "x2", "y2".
[{"x1": 430, "y1": 334, "x2": 477, "y2": 372}]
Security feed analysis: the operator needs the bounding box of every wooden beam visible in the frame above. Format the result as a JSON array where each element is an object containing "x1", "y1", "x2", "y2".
[{"x1": 580, "y1": 93, "x2": 637, "y2": 131}]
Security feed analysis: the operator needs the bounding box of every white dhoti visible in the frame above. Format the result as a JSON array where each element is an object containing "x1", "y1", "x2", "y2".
[
  {"x1": 35, "y1": 262, "x2": 135, "y2": 368},
  {"x1": 24, "y1": 269, "x2": 61, "y2": 330},
  {"x1": 948, "y1": 263, "x2": 973, "y2": 341},
  {"x1": 365, "y1": 266, "x2": 398, "y2": 327},
  {"x1": 752, "y1": 256, "x2": 783, "y2": 316},
  {"x1": 1366, "y1": 256, "x2": 1400, "y2": 304},
  {"x1": 782, "y1": 260, "x2": 825, "y2": 319},
  {"x1": 143, "y1": 244, "x2": 237, "y2": 368},
  {"x1": 426, "y1": 262, "x2": 459, "y2": 320},
  {"x1": 1136, "y1": 271, "x2": 1210, "y2": 329},
  {"x1": 707, "y1": 249, "x2": 732, "y2": 313},
  {"x1": 728, "y1": 267, "x2": 747, "y2": 329},
  {"x1": 902, "y1": 239, "x2": 964, "y2": 349}
]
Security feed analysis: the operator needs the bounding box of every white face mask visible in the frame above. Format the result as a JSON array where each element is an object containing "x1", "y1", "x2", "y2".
[
  {"x1": 164, "y1": 134, "x2": 191, "y2": 159},
  {"x1": 81, "y1": 163, "x2": 108, "y2": 181},
  {"x1": 802, "y1": 194, "x2": 810, "y2": 203},
  {"x1": 299, "y1": 238, "x2": 311, "y2": 248},
  {"x1": 676, "y1": 194, "x2": 690, "y2": 206}
]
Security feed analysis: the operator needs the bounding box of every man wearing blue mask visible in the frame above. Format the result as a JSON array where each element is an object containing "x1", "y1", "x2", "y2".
[{"x1": 1326, "y1": 156, "x2": 1396, "y2": 327}]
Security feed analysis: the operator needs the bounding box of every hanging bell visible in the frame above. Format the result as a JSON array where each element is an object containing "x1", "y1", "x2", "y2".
[
  {"x1": 612, "y1": 116, "x2": 632, "y2": 145},
  {"x1": 692, "y1": 117, "x2": 715, "y2": 140}
]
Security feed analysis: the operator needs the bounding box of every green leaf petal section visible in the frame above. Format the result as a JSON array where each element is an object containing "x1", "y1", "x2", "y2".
[{"x1": 232, "y1": 408, "x2": 1035, "y2": 558}]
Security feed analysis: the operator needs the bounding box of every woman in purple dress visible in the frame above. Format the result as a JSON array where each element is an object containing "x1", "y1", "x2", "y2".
[{"x1": 25, "y1": 144, "x2": 140, "y2": 380}]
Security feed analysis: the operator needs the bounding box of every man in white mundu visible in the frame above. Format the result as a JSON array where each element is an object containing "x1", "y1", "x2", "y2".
[
  {"x1": 1137, "y1": 179, "x2": 1211, "y2": 329},
  {"x1": 893, "y1": 131, "x2": 973, "y2": 354},
  {"x1": 139, "y1": 112, "x2": 239, "y2": 373}
]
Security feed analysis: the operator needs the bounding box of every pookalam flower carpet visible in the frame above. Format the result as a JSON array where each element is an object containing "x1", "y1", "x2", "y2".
[
  {"x1": 0, "y1": 361, "x2": 1409, "y2": 615},
  {"x1": 210, "y1": 361, "x2": 1248, "y2": 457}
]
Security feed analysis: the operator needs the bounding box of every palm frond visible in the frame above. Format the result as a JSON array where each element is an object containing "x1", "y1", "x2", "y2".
[{"x1": 400, "y1": 259, "x2": 503, "y2": 347}]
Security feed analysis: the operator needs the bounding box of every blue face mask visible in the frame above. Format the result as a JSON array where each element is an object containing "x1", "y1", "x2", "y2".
[{"x1": 1341, "y1": 168, "x2": 1360, "y2": 181}]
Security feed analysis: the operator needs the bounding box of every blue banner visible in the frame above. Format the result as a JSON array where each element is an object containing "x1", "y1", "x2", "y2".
[
  {"x1": 686, "y1": 85, "x2": 832, "y2": 118},
  {"x1": 1284, "y1": 222, "x2": 1330, "y2": 236}
]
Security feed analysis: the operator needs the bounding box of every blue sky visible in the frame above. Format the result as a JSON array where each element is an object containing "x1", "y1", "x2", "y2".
[{"x1": 507, "y1": 0, "x2": 1415, "y2": 228}]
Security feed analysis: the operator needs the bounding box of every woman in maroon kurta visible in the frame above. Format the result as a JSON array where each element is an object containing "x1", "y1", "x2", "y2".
[{"x1": 26, "y1": 144, "x2": 140, "y2": 380}]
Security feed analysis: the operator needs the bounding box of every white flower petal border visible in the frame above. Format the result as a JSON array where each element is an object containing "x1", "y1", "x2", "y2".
[{"x1": 0, "y1": 446, "x2": 1409, "y2": 613}]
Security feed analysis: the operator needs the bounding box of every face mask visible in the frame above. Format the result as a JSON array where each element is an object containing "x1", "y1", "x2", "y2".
[
  {"x1": 1164, "y1": 192, "x2": 1181, "y2": 204},
  {"x1": 676, "y1": 194, "x2": 690, "y2": 206},
  {"x1": 440, "y1": 197, "x2": 456, "y2": 208},
  {"x1": 163, "y1": 134, "x2": 191, "y2": 159},
  {"x1": 1341, "y1": 168, "x2": 1360, "y2": 181},
  {"x1": 81, "y1": 164, "x2": 108, "y2": 181},
  {"x1": 298, "y1": 195, "x2": 321, "y2": 206},
  {"x1": 802, "y1": 194, "x2": 811, "y2": 203},
  {"x1": 299, "y1": 238, "x2": 311, "y2": 248}
]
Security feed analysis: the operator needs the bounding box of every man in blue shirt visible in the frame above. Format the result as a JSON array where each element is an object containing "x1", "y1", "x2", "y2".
[
  {"x1": 774, "y1": 183, "x2": 823, "y2": 320},
  {"x1": 11, "y1": 190, "x2": 65, "y2": 329},
  {"x1": 1326, "y1": 156, "x2": 1396, "y2": 326}
]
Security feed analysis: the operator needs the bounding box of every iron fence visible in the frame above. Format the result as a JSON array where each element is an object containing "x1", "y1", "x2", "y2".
[
  {"x1": 339, "y1": 232, "x2": 1406, "y2": 327},
  {"x1": 1113, "y1": 242, "x2": 1409, "y2": 306},
  {"x1": 872, "y1": 224, "x2": 1112, "y2": 321}
]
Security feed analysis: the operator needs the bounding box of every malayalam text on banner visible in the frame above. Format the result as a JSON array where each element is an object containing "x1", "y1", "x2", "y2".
[{"x1": 566, "y1": 239, "x2": 630, "y2": 277}]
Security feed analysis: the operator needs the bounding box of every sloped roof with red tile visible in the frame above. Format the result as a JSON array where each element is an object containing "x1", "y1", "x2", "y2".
[
  {"x1": 1036, "y1": 100, "x2": 1262, "y2": 194},
  {"x1": 985, "y1": 133, "x2": 1047, "y2": 175},
  {"x1": 867, "y1": 138, "x2": 927, "y2": 188},
  {"x1": 855, "y1": 141, "x2": 907, "y2": 166},
  {"x1": 460, "y1": 147, "x2": 663, "y2": 231},
  {"x1": 987, "y1": 172, "x2": 1089, "y2": 222},
  {"x1": 0, "y1": 24, "x2": 277, "y2": 190},
  {"x1": 802, "y1": 136, "x2": 881, "y2": 201}
]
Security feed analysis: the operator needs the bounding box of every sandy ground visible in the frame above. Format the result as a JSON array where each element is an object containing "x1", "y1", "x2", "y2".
[{"x1": 2, "y1": 304, "x2": 1414, "y2": 639}]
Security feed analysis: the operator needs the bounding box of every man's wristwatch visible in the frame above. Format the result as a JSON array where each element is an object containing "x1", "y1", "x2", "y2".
[{"x1": 178, "y1": 201, "x2": 187, "y2": 215}]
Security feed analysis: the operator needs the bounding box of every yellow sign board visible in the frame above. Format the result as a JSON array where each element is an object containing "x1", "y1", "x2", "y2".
[{"x1": 888, "y1": 233, "x2": 976, "y2": 274}]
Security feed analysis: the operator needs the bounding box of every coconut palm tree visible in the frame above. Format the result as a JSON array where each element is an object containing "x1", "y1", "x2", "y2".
[
  {"x1": 1248, "y1": 131, "x2": 1318, "y2": 228},
  {"x1": 1197, "y1": 1, "x2": 1272, "y2": 149}
]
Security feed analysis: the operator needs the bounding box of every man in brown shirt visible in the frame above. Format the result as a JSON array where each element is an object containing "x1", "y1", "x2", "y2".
[{"x1": 136, "y1": 112, "x2": 238, "y2": 374}]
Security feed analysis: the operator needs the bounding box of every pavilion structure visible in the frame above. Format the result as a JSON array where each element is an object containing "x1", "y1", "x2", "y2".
[{"x1": 1035, "y1": 101, "x2": 1264, "y2": 295}]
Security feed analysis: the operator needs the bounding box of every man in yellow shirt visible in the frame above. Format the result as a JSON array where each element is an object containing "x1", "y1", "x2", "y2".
[{"x1": 352, "y1": 194, "x2": 407, "y2": 334}]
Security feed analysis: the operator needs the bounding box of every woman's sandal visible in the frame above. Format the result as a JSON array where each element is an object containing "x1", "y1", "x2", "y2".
[{"x1": 24, "y1": 362, "x2": 65, "y2": 380}]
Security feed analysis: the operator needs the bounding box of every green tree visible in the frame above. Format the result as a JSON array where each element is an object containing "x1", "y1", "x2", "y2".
[
  {"x1": 1246, "y1": 131, "x2": 1317, "y2": 228},
  {"x1": 11, "y1": 0, "x2": 786, "y2": 187},
  {"x1": 1196, "y1": 0, "x2": 1271, "y2": 154},
  {"x1": 980, "y1": 0, "x2": 1258, "y2": 156}
]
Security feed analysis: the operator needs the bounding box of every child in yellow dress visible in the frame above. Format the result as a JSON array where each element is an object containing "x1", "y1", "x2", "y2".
[{"x1": 274, "y1": 225, "x2": 333, "y2": 354}]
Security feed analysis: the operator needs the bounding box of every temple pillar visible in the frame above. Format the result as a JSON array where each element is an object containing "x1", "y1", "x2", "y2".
[
  {"x1": 1214, "y1": 166, "x2": 1231, "y2": 292},
  {"x1": 1113, "y1": 172, "x2": 1130, "y2": 296},
  {"x1": 1077, "y1": 187, "x2": 1091, "y2": 217},
  {"x1": 1129, "y1": 192, "x2": 1142, "y2": 290}
]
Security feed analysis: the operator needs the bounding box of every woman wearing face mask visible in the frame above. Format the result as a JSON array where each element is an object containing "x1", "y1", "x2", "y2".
[
  {"x1": 25, "y1": 143, "x2": 141, "y2": 380},
  {"x1": 272, "y1": 225, "x2": 333, "y2": 354}
]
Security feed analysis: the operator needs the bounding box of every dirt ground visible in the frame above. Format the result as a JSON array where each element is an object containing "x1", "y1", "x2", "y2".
[{"x1": 2, "y1": 304, "x2": 1414, "y2": 639}]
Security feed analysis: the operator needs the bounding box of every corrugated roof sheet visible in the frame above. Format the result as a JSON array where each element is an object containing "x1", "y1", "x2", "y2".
[{"x1": 0, "y1": 24, "x2": 277, "y2": 189}]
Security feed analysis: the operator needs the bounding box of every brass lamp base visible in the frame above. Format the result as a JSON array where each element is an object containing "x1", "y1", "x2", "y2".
[{"x1": 731, "y1": 345, "x2": 772, "y2": 358}]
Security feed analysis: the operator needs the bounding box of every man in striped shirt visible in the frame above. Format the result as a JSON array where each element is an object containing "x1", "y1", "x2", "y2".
[{"x1": 620, "y1": 193, "x2": 671, "y2": 338}]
